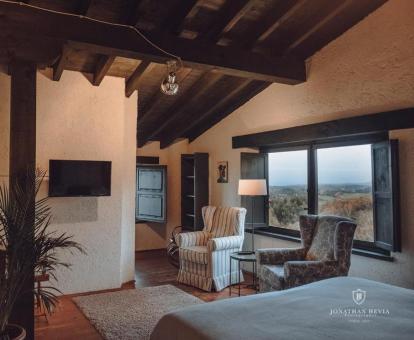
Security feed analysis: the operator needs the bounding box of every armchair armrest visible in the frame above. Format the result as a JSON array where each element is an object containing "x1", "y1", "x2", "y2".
[
  {"x1": 256, "y1": 248, "x2": 306, "y2": 265},
  {"x1": 207, "y1": 235, "x2": 244, "y2": 251},
  {"x1": 284, "y1": 260, "x2": 339, "y2": 289},
  {"x1": 176, "y1": 231, "x2": 210, "y2": 247}
]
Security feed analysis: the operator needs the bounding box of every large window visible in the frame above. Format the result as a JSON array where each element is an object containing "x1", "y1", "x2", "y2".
[
  {"x1": 268, "y1": 150, "x2": 308, "y2": 231},
  {"x1": 267, "y1": 142, "x2": 396, "y2": 247},
  {"x1": 317, "y1": 145, "x2": 373, "y2": 242}
]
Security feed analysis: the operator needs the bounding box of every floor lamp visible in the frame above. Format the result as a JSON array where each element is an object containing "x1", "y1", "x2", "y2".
[{"x1": 238, "y1": 179, "x2": 268, "y2": 254}]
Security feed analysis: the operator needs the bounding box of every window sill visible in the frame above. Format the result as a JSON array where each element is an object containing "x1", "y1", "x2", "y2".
[{"x1": 245, "y1": 227, "x2": 394, "y2": 262}]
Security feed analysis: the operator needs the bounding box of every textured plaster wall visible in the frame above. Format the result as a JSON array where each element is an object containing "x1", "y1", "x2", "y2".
[
  {"x1": 189, "y1": 0, "x2": 414, "y2": 288},
  {"x1": 135, "y1": 140, "x2": 188, "y2": 251},
  {"x1": 0, "y1": 70, "x2": 137, "y2": 294}
]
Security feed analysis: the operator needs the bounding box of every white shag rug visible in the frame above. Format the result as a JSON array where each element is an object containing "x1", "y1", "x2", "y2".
[{"x1": 73, "y1": 285, "x2": 204, "y2": 340}]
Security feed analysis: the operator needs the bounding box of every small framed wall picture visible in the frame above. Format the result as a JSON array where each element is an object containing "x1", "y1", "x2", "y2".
[{"x1": 217, "y1": 161, "x2": 228, "y2": 183}]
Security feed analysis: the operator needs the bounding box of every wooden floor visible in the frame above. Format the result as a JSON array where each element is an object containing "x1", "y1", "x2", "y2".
[{"x1": 35, "y1": 250, "x2": 255, "y2": 339}]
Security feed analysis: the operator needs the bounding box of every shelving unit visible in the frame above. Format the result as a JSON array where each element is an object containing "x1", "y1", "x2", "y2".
[{"x1": 181, "y1": 153, "x2": 209, "y2": 231}]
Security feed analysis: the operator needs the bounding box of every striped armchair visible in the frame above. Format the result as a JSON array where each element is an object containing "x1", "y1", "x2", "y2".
[{"x1": 177, "y1": 206, "x2": 247, "y2": 292}]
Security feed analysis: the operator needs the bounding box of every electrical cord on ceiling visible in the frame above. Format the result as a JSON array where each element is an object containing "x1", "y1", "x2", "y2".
[{"x1": 1, "y1": 0, "x2": 183, "y2": 69}]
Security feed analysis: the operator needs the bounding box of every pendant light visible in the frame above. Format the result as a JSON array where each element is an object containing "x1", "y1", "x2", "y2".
[{"x1": 160, "y1": 60, "x2": 180, "y2": 96}]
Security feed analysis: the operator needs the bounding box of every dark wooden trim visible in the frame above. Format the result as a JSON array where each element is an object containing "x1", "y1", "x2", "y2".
[
  {"x1": 233, "y1": 108, "x2": 414, "y2": 149},
  {"x1": 136, "y1": 156, "x2": 159, "y2": 165},
  {"x1": 0, "y1": 1, "x2": 306, "y2": 85},
  {"x1": 9, "y1": 59, "x2": 36, "y2": 340},
  {"x1": 162, "y1": 0, "x2": 198, "y2": 34}
]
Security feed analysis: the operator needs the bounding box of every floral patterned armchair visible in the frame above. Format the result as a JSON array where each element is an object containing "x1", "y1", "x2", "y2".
[{"x1": 256, "y1": 215, "x2": 357, "y2": 292}]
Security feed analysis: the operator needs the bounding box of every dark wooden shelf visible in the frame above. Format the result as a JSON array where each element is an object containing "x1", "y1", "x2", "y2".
[{"x1": 181, "y1": 153, "x2": 209, "y2": 231}]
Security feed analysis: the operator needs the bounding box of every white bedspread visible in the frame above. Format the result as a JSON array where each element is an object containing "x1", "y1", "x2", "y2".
[{"x1": 151, "y1": 277, "x2": 414, "y2": 340}]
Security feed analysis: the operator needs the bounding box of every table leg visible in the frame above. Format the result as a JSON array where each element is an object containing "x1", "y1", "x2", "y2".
[
  {"x1": 238, "y1": 260, "x2": 241, "y2": 297},
  {"x1": 229, "y1": 257, "x2": 232, "y2": 296}
]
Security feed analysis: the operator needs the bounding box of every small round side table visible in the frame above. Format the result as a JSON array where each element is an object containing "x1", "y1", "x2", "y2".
[{"x1": 229, "y1": 252, "x2": 257, "y2": 296}]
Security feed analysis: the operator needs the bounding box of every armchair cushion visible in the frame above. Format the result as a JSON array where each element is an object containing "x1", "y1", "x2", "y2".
[
  {"x1": 259, "y1": 265, "x2": 285, "y2": 291},
  {"x1": 284, "y1": 260, "x2": 338, "y2": 288},
  {"x1": 176, "y1": 231, "x2": 210, "y2": 248},
  {"x1": 256, "y1": 248, "x2": 306, "y2": 265},
  {"x1": 207, "y1": 235, "x2": 244, "y2": 251},
  {"x1": 179, "y1": 246, "x2": 209, "y2": 264}
]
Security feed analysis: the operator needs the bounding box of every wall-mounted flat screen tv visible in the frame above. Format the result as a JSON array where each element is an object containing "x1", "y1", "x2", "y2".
[{"x1": 49, "y1": 160, "x2": 111, "y2": 197}]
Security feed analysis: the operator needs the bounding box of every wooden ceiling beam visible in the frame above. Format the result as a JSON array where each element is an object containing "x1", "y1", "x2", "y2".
[
  {"x1": 120, "y1": 0, "x2": 144, "y2": 26},
  {"x1": 160, "y1": 78, "x2": 252, "y2": 148},
  {"x1": 187, "y1": 81, "x2": 271, "y2": 143},
  {"x1": 163, "y1": 0, "x2": 199, "y2": 34},
  {"x1": 198, "y1": 0, "x2": 254, "y2": 42},
  {"x1": 92, "y1": 55, "x2": 115, "y2": 86},
  {"x1": 0, "y1": 1, "x2": 306, "y2": 85},
  {"x1": 125, "y1": 60, "x2": 153, "y2": 97},
  {"x1": 75, "y1": 0, "x2": 92, "y2": 16},
  {"x1": 52, "y1": 45, "x2": 69, "y2": 81},
  {"x1": 241, "y1": 0, "x2": 305, "y2": 50},
  {"x1": 288, "y1": 0, "x2": 388, "y2": 59},
  {"x1": 137, "y1": 72, "x2": 222, "y2": 147}
]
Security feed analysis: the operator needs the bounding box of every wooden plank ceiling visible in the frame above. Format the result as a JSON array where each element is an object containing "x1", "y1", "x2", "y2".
[{"x1": 0, "y1": 0, "x2": 387, "y2": 148}]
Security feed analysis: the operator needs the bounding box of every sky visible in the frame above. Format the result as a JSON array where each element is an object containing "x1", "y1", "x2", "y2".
[{"x1": 268, "y1": 144, "x2": 372, "y2": 186}]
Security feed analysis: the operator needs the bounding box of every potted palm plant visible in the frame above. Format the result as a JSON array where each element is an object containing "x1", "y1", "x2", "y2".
[{"x1": 0, "y1": 169, "x2": 84, "y2": 340}]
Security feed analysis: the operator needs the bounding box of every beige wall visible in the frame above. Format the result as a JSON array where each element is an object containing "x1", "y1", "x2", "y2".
[
  {"x1": 135, "y1": 140, "x2": 188, "y2": 250},
  {"x1": 0, "y1": 70, "x2": 137, "y2": 294},
  {"x1": 189, "y1": 0, "x2": 414, "y2": 288}
]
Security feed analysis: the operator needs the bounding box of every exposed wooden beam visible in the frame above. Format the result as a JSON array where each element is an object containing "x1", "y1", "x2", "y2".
[
  {"x1": 241, "y1": 0, "x2": 305, "y2": 49},
  {"x1": 53, "y1": 45, "x2": 69, "y2": 81},
  {"x1": 232, "y1": 108, "x2": 414, "y2": 149},
  {"x1": 137, "y1": 72, "x2": 222, "y2": 147},
  {"x1": 163, "y1": 0, "x2": 199, "y2": 34},
  {"x1": 284, "y1": 0, "x2": 354, "y2": 55},
  {"x1": 125, "y1": 60, "x2": 153, "y2": 97},
  {"x1": 76, "y1": 0, "x2": 92, "y2": 15},
  {"x1": 0, "y1": 1, "x2": 306, "y2": 85},
  {"x1": 9, "y1": 59, "x2": 37, "y2": 340},
  {"x1": 187, "y1": 81, "x2": 270, "y2": 143},
  {"x1": 161, "y1": 78, "x2": 252, "y2": 148},
  {"x1": 120, "y1": 0, "x2": 144, "y2": 26},
  {"x1": 199, "y1": 0, "x2": 254, "y2": 42},
  {"x1": 92, "y1": 55, "x2": 115, "y2": 86},
  {"x1": 255, "y1": 0, "x2": 307, "y2": 44},
  {"x1": 289, "y1": 0, "x2": 388, "y2": 59}
]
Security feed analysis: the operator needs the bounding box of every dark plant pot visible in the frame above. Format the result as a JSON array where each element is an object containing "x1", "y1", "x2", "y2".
[{"x1": 0, "y1": 324, "x2": 26, "y2": 340}]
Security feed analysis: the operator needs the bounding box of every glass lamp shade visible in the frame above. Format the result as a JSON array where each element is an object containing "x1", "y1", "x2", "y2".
[
  {"x1": 160, "y1": 72, "x2": 179, "y2": 96},
  {"x1": 238, "y1": 179, "x2": 267, "y2": 196}
]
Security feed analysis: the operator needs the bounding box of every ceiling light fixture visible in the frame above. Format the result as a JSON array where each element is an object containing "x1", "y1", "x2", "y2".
[{"x1": 161, "y1": 60, "x2": 180, "y2": 96}]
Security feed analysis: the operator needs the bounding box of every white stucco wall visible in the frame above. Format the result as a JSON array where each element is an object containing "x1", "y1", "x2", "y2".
[
  {"x1": 189, "y1": 0, "x2": 414, "y2": 288},
  {"x1": 0, "y1": 70, "x2": 137, "y2": 294}
]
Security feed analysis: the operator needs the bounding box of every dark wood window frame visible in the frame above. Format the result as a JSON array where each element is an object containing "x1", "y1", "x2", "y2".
[{"x1": 257, "y1": 134, "x2": 398, "y2": 261}]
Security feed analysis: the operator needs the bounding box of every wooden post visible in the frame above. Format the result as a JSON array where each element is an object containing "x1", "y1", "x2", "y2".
[{"x1": 9, "y1": 59, "x2": 36, "y2": 340}]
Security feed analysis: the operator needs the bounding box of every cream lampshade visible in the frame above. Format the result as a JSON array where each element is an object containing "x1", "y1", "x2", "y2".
[
  {"x1": 238, "y1": 179, "x2": 267, "y2": 196},
  {"x1": 238, "y1": 179, "x2": 267, "y2": 255}
]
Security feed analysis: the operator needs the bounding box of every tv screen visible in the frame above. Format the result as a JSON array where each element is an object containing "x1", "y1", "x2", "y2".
[{"x1": 49, "y1": 160, "x2": 111, "y2": 197}]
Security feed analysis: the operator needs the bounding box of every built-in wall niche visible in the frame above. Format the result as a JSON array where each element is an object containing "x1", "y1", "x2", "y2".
[{"x1": 136, "y1": 165, "x2": 167, "y2": 223}]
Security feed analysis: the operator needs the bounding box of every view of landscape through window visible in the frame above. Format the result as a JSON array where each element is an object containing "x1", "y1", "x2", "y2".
[{"x1": 268, "y1": 145, "x2": 374, "y2": 242}]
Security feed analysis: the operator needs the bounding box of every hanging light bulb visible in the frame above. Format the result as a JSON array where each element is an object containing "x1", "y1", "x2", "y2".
[{"x1": 161, "y1": 60, "x2": 180, "y2": 96}]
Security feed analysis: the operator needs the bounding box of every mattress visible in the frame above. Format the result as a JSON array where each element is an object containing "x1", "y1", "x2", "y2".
[{"x1": 151, "y1": 277, "x2": 414, "y2": 340}]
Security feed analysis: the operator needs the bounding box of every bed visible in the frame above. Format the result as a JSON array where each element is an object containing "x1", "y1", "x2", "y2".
[{"x1": 151, "y1": 277, "x2": 414, "y2": 340}]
